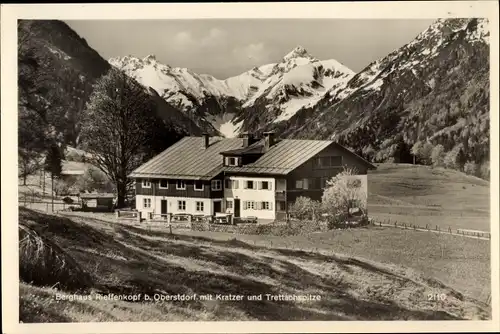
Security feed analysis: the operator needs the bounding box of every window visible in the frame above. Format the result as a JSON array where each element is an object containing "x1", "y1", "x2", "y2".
[
  {"x1": 196, "y1": 201, "x2": 204, "y2": 212},
  {"x1": 303, "y1": 178, "x2": 309, "y2": 190},
  {"x1": 211, "y1": 180, "x2": 222, "y2": 191},
  {"x1": 314, "y1": 156, "x2": 343, "y2": 168},
  {"x1": 194, "y1": 180, "x2": 204, "y2": 191},
  {"x1": 143, "y1": 198, "x2": 151, "y2": 208},
  {"x1": 226, "y1": 200, "x2": 233, "y2": 209},
  {"x1": 245, "y1": 180, "x2": 254, "y2": 189},
  {"x1": 295, "y1": 180, "x2": 303, "y2": 189},
  {"x1": 176, "y1": 180, "x2": 186, "y2": 190},
  {"x1": 261, "y1": 201, "x2": 271, "y2": 210},
  {"x1": 142, "y1": 179, "x2": 151, "y2": 188},
  {"x1": 225, "y1": 179, "x2": 232, "y2": 189},
  {"x1": 244, "y1": 201, "x2": 255, "y2": 210},
  {"x1": 277, "y1": 201, "x2": 286, "y2": 211},
  {"x1": 159, "y1": 179, "x2": 168, "y2": 189},
  {"x1": 259, "y1": 181, "x2": 271, "y2": 190},
  {"x1": 227, "y1": 157, "x2": 238, "y2": 166},
  {"x1": 178, "y1": 200, "x2": 186, "y2": 211}
]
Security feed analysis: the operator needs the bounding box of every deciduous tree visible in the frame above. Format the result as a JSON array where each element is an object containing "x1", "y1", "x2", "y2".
[{"x1": 80, "y1": 68, "x2": 162, "y2": 208}]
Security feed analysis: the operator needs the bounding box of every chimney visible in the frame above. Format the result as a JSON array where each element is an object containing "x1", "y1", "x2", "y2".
[
  {"x1": 241, "y1": 132, "x2": 254, "y2": 148},
  {"x1": 202, "y1": 133, "x2": 210, "y2": 149},
  {"x1": 263, "y1": 131, "x2": 276, "y2": 151}
]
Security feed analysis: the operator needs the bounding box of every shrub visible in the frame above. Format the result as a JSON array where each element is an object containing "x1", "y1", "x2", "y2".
[
  {"x1": 431, "y1": 144, "x2": 445, "y2": 167},
  {"x1": 289, "y1": 197, "x2": 321, "y2": 221},
  {"x1": 479, "y1": 161, "x2": 490, "y2": 180},
  {"x1": 19, "y1": 223, "x2": 93, "y2": 292},
  {"x1": 321, "y1": 166, "x2": 367, "y2": 218},
  {"x1": 53, "y1": 178, "x2": 72, "y2": 196},
  {"x1": 326, "y1": 213, "x2": 369, "y2": 230},
  {"x1": 463, "y1": 161, "x2": 479, "y2": 177},
  {"x1": 62, "y1": 196, "x2": 74, "y2": 204}
]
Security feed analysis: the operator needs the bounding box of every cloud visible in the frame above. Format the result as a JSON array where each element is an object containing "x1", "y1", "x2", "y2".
[
  {"x1": 172, "y1": 28, "x2": 228, "y2": 51},
  {"x1": 232, "y1": 43, "x2": 271, "y2": 63},
  {"x1": 172, "y1": 31, "x2": 196, "y2": 50},
  {"x1": 200, "y1": 28, "x2": 227, "y2": 47}
]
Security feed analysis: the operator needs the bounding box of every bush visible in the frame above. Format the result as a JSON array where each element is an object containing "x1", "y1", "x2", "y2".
[
  {"x1": 326, "y1": 213, "x2": 369, "y2": 230},
  {"x1": 62, "y1": 196, "x2": 74, "y2": 204},
  {"x1": 431, "y1": 144, "x2": 445, "y2": 167},
  {"x1": 463, "y1": 161, "x2": 479, "y2": 177},
  {"x1": 479, "y1": 161, "x2": 490, "y2": 180},
  {"x1": 289, "y1": 197, "x2": 321, "y2": 221},
  {"x1": 53, "y1": 178, "x2": 72, "y2": 196},
  {"x1": 19, "y1": 223, "x2": 93, "y2": 292},
  {"x1": 321, "y1": 166, "x2": 367, "y2": 218}
]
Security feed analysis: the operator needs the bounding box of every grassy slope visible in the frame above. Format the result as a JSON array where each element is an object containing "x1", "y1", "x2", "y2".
[
  {"x1": 19, "y1": 208, "x2": 489, "y2": 322},
  {"x1": 368, "y1": 163, "x2": 490, "y2": 231}
]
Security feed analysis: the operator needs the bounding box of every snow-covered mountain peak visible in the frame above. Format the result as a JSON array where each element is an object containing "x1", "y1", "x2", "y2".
[
  {"x1": 143, "y1": 54, "x2": 158, "y2": 64},
  {"x1": 283, "y1": 45, "x2": 313, "y2": 61}
]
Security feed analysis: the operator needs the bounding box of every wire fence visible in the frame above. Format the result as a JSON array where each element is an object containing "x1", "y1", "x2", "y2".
[{"x1": 371, "y1": 218, "x2": 491, "y2": 240}]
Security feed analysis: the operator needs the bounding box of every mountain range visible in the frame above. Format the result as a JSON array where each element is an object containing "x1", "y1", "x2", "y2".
[
  {"x1": 17, "y1": 18, "x2": 491, "y2": 178},
  {"x1": 109, "y1": 46, "x2": 354, "y2": 137}
]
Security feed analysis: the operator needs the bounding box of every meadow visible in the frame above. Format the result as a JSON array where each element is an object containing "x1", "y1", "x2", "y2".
[
  {"x1": 368, "y1": 163, "x2": 490, "y2": 232},
  {"x1": 19, "y1": 208, "x2": 490, "y2": 322}
]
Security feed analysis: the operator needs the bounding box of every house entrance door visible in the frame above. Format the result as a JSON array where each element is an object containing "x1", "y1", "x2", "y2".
[
  {"x1": 161, "y1": 200, "x2": 168, "y2": 216},
  {"x1": 214, "y1": 201, "x2": 222, "y2": 213},
  {"x1": 234, "y1": 199, "x2": 241, "y2": 218}
]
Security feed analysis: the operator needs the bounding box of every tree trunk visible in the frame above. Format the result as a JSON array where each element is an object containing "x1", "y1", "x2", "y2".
[
  {"x1": 51, "y1": 173, "x2": 54, "y2": 212},
  {"x1": 23, "y1": 174, "x2": 27, "y2": 186},
  {"x1": 116, "y1": 181, "x2": 127, "y2": 208}
]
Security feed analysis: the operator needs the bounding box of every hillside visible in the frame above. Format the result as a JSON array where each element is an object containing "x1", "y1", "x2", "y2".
[
  {"x1": 278, "y1": 18, "x2": 490, "y2": 178},
  {"x1": 19, "y1": 208, "x2": 489, "y2": 322},
  {"x1": 368, "y1": 163, "x2": 490, "y2": 231},
  {"x1": 18, "y1": 20, "x2": 206, "y2": 180},
  {"x1": 18, "y1": 20, "x2": 111, "y2": 148}
]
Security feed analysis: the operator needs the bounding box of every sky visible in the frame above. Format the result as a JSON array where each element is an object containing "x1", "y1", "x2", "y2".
[{"x1": 66, "y1": 19, "x2": 436, "y2": 79}]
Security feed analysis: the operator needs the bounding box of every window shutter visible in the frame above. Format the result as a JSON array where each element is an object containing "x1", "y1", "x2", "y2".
[
  {"x1": 243, "y1": 201, "x2": 247, "y2": 210},
  {"x1": 269, "y1": 182, "x2": 273, "y2": 191},
  {"x1": 269, "y1": 202, "x2": 273, "y2": 210},
  {"x1": 258, "y1": 181, "x2": 263, "y2": 190},
  {"x1": 244, "y1": 181, "x2": 247, "y2": 189},
  {"x1": 233, "y1": 180, "x2": 238, "y2": 189}
]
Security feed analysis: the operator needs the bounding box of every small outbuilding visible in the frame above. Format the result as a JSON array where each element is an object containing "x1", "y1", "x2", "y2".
[{"x1": 79, "y1": 193, "x2": 115, "y2": 212}]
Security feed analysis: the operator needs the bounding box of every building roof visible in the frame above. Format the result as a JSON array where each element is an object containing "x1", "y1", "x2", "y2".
[
  {"x1": 223, "y1": 139, "x2": 333, "y2": 174},
  {"x1": 128, "y1": 137, "x2": 244, "y2": 180},
  {"x1": 80, "y1": 193, "x2": 115, "y2": 199},
  {"x1": 129, "y1": 136, "x2": 376, "y2": 180}
]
